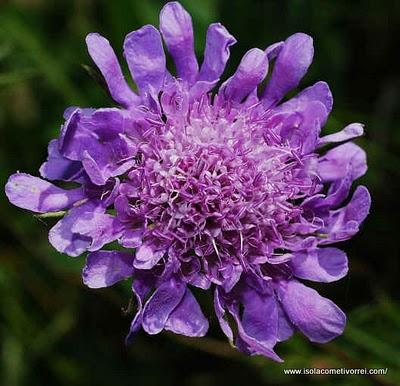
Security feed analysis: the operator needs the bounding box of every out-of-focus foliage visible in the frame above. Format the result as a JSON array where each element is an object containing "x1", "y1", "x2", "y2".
[{"x1": 0, "y1": 1, "x2": 399, "y2": 385}]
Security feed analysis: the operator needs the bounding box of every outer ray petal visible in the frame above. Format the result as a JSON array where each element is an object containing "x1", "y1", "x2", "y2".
[
  {"x1": 86, "y1": 33, "x2": 139, "y2": 107},
  {"x1": 48, "y1": 202, "x2": 121, "y2": 257},
  {"x1": 83, "y1": 250, "x2": 134, "y2": 288},
  {"x1": 322, "y1": 185, "x2": 371, "y2": 243},
  {"x1": 5, "y1": 173, "x2": 84, "y2": 213},
  {"x1": 142, "y1": 278, "x2": 186, "y2": 334},
  {"x1": 124, "y1": 25, "x2": 166, "y2": 95},
  {"x1": 318, "y1": 142, "x2": 367, "y2": 182},
  {"x1": 159, "y1": 1, "x2": 198, "y2": 84},
  {"x1": 198, "y1": 23, "x2": 236, "y2": 82},
  {"x1": 318, "y1": 123, "x2": 364, "y2": 147},
  {"x1": 39, "y1": 139, "x2": 83, "y2": 182},
  {"x1": 277, "y1": 279, "x2": 346, "y2": 343},
  {"x1": 290, "y1": 248, "x2": 348, "y2": 282},
  {"x1": 165, "y1": 288, "x2": 209, "y2": 337},
  {"x1": 262, "y1": 33, "x2": 314, "y2": 107},
  {"x1": 222, "y1": 48, "x2": 268, "y2": 102}
]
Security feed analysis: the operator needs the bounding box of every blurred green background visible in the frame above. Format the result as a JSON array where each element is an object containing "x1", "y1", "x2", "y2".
[{"x1": 0, "y1": 0, "x2": 399, "y2": 385}]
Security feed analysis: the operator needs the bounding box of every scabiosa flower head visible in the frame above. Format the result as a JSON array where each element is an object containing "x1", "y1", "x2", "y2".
[{"x1": 5, "y1": 2, "x2": 370, "y2": 361}]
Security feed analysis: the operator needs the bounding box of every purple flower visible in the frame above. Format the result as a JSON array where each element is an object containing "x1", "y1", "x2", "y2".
[{"x1": 5, "y1": 1, "x2": 370, "y2": 362}]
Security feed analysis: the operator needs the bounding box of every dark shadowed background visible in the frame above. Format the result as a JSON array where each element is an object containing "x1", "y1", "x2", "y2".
[{"x1": 1, "y1": 1, "x2": 399, "y2": 385}]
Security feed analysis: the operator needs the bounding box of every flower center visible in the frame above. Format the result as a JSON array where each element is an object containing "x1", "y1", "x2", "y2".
[{"x1": 121, "y1": 97, "x2": 318, "y2": 269}]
